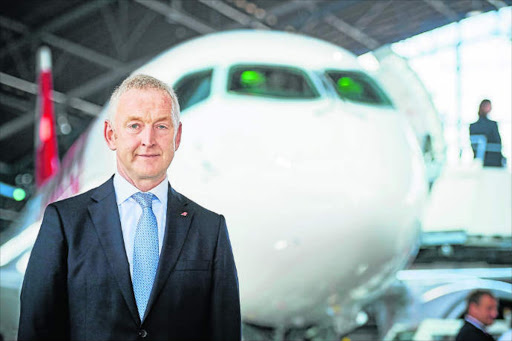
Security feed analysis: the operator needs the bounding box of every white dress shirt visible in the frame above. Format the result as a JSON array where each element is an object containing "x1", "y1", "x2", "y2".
[{"x1": 113, "y1": 173, "x2": 168, "y2": 278}]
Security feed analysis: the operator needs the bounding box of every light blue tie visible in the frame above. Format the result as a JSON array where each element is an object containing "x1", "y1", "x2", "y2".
[{"x1": 132, "y1": 192, "x2": 159, "y2": 320}]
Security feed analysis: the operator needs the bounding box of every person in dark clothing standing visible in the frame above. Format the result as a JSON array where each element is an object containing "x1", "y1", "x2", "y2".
[
  {"x1": 469, "y1": 99, "x2": 505, "y2": 167},
  {"x1": 456, "y1": 290, "x2": 498, "y2": 341}
]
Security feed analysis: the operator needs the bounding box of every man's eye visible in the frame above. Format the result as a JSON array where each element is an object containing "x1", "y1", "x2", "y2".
[
  {"x1": 129, "y1": 123, "x2": 140, "y2": 129},
  {"x1": 157, "y1": 125, "x2": 168, "y2": 129}
]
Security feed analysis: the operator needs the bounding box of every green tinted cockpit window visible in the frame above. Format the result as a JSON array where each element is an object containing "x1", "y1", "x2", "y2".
[
  {"x1": 240, "y1": 70, "x2": 266, "y2": 86},
  {"x1": 325, "y1": 70, "x2": 393, "y2": 106},
  {"x1": 228, "y1": 65, "x2": 318, "y2": 99}
]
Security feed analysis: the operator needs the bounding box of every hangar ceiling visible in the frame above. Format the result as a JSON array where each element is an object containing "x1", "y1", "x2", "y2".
[{"x1": 0, "y1": 0, "x2": 510, "y2": 230}]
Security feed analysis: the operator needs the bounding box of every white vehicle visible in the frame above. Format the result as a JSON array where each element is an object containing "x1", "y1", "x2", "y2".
[{"x1": 0, "y1": 30, "x2": 428, "y2": 340}]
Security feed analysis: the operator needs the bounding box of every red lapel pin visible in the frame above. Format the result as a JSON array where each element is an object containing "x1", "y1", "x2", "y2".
[{"x1": 181, "y1": 212, "x2": 188, "y2": 217}]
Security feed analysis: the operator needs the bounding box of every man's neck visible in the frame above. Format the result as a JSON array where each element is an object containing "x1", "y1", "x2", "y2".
[
  {"x1": 116, "y1": 165, "x2": 166, "y2": 192},
  {"x1": 130, "y1": 178, "x2": 165, "y2": 192},
  {"x1": 465, "y1": 314, "x2": 486, "y2": 331}
]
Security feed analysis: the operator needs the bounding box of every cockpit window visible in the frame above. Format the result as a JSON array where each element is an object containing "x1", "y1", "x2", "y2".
[
  {"x1": 228, "y1": 65, "x2": 318, "y2": 99},
  {"x1": 325, "y1": 70, "x2": 393, "y2": 106},
  {"x1": 174, "y1": 69, "x2": 213, "y2": 111}
]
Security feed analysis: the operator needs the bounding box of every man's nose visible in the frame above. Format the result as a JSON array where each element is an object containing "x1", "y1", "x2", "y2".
[{"x1": 140, "y1": 126, "x2": 155, "y2": 146}]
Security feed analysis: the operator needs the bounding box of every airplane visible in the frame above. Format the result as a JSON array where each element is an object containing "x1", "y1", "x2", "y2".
[{"x1": 0, "y1": 30, "x2": 430, "y2": 340}]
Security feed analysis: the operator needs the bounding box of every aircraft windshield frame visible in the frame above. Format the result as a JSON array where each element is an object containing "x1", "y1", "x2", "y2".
[
  {"x1": 227, "y1": 64, "x2": 320, "y2": 100},
  {"x1": 173, "y1": 68, "x2": 214, "y2": 112},
  {"x1": 325, "y1": 70, "x2": 394, "y2": 107}
]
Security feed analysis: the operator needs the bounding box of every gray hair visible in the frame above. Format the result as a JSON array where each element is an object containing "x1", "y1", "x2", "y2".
[{"x1": 108, "y1": 74, "x2": 180, "y2": 134}]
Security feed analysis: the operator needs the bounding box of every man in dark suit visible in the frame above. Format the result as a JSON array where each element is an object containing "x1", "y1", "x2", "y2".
[
  {"x1": 456, "y1": 290, "x2": 498, "y2": 341},
  {"x1": 469, "y1": 99, "x2": 504, "y2": 167},
  {"x1": 18, "y1": 74, "x2": 241, "y2": 340}
]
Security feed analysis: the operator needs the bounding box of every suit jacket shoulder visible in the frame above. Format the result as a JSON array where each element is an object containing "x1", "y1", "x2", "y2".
[
  {"x1": 45, "y1": 178, "x2": 117, "y2": 237},
  {"x1": 456, "y1": 321, "x2": 495, "y2": 341},
  {"x1": 51, "y1": 177, "x2": 114, "y2": 208}
]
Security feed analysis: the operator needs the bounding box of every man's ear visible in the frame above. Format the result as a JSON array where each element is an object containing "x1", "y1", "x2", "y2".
[
  {"x1": 467, "y1": 302, "x2": 477, "y2": 314},
  {"x1": 174, "y1": 122, "x2": 182, "y2": 152},
  {"x1": 104, "y1": 120, "x2": 117, "y2": 151}
]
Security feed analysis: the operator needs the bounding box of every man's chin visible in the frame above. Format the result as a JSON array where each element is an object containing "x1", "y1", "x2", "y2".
[{"x1": 135, "y1": 171, "x2": 166, "y2": 182}]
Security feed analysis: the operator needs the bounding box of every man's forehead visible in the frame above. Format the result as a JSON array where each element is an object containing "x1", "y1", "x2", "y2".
[
  {"x1": 478, "y1": 294, "x2": 497, "y2": 305},
  {"x1": 115, "y1": 88, "x2": 173, "y2": 120}
]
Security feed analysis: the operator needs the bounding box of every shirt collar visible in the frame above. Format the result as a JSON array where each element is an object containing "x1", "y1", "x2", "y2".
[
  {"x1": 113, "y1": 173, "x2": 168, "y2": 205},
  {"x1": 465, "y1": 314, "x2": 486, "y2": 332}
]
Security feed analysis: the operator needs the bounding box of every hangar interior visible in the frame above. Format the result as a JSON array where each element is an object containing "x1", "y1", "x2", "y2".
[{"x1": 0, "y1": 1, "x2": 511, "y2": 341}]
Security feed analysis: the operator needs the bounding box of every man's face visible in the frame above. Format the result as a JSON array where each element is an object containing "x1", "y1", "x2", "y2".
[
  {"x1": 469, "y1": 295, "x2": 498, "y2": 326},
  {"x1": 104, "y1": 88, "x2": 181, "y2": 187}
]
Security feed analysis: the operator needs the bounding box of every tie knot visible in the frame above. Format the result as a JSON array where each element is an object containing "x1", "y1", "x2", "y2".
[{"x1": 132, "y1": 192, "x2": 155, "y2": 208}]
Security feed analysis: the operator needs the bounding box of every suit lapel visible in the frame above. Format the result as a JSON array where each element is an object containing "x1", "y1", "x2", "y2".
[
  {"x1": 88, "y1": 178, "x2": 140, "y2": 326},
  {"x1": 143, "y1": 185, "x2": 193, "y2": 321}
]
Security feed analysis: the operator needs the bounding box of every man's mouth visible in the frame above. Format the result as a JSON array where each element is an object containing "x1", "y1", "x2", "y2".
[{"x1": 137, "y1": 154, "x2": 159, "y2": 158}]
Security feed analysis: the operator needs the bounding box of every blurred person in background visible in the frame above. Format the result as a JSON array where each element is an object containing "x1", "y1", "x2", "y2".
[
  {"x1": 456, "y1": 290, "x2": 499, "y2": 341},
  {"x1": 469, "y1": 99, "x2": 505, "y2": 167}
]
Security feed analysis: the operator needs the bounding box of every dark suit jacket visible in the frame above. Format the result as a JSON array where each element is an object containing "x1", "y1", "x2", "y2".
[
  {"x1": 469, "y1": 116, "x2": 504, "y2": 167},
  {"x1": 18, "y1": 177, "x2": 241, "y2": 341},
  {"x1": 456, "y1": 321, "x2": 495, "y2": 341}
]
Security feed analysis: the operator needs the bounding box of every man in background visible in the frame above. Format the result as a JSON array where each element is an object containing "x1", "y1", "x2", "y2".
[{"x1": 456, "y1": 290, "x2": 499, "y2": 341}]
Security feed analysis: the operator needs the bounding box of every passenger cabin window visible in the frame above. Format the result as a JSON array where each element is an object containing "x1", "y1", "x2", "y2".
[
  {"x1": 325, "y1": 70, "x2": 393, "y2": 106},
  {"x1": 228, "y1": 65, "x2": 318, "y2": 99},
  {"x1": 173, "y1": 69, "x2": 213, "y2": 111}
]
